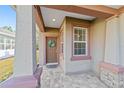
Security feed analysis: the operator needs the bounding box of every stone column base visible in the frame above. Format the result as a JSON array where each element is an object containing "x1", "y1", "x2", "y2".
[{"x1": 99, "y1": 62, "x2": 124, "y2": 88}]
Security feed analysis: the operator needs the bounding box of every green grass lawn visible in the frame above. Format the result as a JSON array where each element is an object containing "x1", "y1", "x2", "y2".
[{"x1": 0, "y1": 57, "x2": 14, "y2": 82}]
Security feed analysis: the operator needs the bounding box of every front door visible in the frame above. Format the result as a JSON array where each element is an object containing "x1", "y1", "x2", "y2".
[{"x1": 46, "y1": 37, "x2": 57, "y2": 64}]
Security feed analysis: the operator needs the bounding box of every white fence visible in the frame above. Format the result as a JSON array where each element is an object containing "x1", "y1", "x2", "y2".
[{"x1": 0, "y1": 49, "x2": 15, "y2": 59}]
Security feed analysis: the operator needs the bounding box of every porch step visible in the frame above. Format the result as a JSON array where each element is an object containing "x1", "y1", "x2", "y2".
[
  {"x1": 0, "y1": 75, "x2": 37, "y2": 88},
  {"x1": 0, "y1": 66, "x2": 43, "y2": 88}
]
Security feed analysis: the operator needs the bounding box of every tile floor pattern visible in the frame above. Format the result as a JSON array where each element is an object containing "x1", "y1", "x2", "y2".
[{"x1": 41, "y1": 66, "x2": 107, "y2": 88}]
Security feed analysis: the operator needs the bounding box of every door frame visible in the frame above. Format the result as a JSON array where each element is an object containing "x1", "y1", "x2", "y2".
[{"x1": 45, "y1": 36, "x2": 58, "y2": 64}]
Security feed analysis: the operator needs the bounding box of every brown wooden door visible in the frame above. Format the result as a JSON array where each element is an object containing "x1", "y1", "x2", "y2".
[{"x1": 46, "y1": 37, "x2": 57, "y2": 63}]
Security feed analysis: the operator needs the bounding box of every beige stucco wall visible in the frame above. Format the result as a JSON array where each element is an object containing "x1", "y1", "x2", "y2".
[
  {"x1": 39, "y1": 17, "x2": 107, "y2": 75},
  {"x1": 59, "y1": 19, "x2": 66, "y2": 71},
  {"x1": 64, "y1": 17, "x2": 92, "y2": 74},
  {"x1": 90, "y1": 19, "x2": 106, "y2": 75},
  {"x1": 38, "y1": 16, "x2": 106, "y2": 74}
]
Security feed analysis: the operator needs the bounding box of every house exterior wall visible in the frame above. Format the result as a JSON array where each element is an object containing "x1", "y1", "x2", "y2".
[
  {"x1": 64, "y1": 17, "x2": 92, "y2": 74},
  {"x1": 39, "y1": 17, "x2": 93, "y2": 73},
  {"x1": 90, "y1": 19, "x2": 106, "y2": 75},
  {"x1": 39, "y1": 14, "x2": 124, "y2": 80},
  {"x1": 58, "y1": 17, "x2": 107, "y2": 74},
  {"x1": 40, "y1": 17, "x2": 106, "y2": 74}
]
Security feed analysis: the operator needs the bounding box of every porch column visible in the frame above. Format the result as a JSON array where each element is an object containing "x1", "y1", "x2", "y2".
[
  {"x1": 14, "y1": 5, "x2": 37, "y2": 77},
  {"x1": 39, "y1": 31, "x2": 45, "y2": 66},
  {"x1": 104, "y1": 17, "x2": 120, "y2": 65},
  {"x1": 99, "y1": 17, "x2": 124, "y2": 87},
  {"x1": 119, "y1": 13, "x2": 124, "y2": 66}
]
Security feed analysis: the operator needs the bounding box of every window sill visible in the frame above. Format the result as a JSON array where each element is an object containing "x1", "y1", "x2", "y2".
[{"x1": 71, "y1": 56, "x2": 91, "y2": 61}]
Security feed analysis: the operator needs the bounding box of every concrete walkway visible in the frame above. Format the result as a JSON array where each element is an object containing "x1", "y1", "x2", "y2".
[{"x1": 41, "y1": 66, "x2": 107, "y2": 88}]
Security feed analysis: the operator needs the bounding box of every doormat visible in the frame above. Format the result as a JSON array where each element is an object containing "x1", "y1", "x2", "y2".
[{"x1": 46, "y1": 63, "x2": 58, "y2": 68}]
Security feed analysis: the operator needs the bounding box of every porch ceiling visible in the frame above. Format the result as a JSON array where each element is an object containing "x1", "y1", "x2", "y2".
[
  {"x1": 40, "y1": 6, "x2": 95, "y2": 28},
  {"x1": 40, "y1": 5, "x2": 119, "y2": 29}
]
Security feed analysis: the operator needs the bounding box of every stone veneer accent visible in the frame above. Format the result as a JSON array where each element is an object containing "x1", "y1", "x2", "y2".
[{"x1": 99, "y1": 62, "x2": 124, "y2": 88}]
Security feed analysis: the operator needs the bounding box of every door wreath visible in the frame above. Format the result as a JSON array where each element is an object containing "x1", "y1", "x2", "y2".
[{"x1": 48, "y1": 40, "x2": 56, "y2": 48}]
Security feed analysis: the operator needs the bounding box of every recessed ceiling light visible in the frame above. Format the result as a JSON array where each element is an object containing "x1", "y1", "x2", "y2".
[{"x1": 52, "y1": 18, "x2": 56, "y2": 22}]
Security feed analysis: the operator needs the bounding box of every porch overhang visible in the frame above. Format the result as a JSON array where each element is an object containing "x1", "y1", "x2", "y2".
[
  {"x1": 41, "y1": 5, "x2": 119, "y2": 19},
  {"x1": 34, "y1": 5, "x2": 45, "y2": 32},
  {"x1": 119, "y1": 6, "x2": 124, "y2": 13},
  {"x1": 11, "y1": 5, "x2": 45, "y2": 32}
]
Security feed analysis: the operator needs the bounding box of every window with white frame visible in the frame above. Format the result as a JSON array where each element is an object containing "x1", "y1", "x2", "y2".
[
  {"x1": 73, "y1": 27, "x2": 88, "y2": 56},
  {"x1": 0, "y1": 36, "x2": 15, "y2": 50}
]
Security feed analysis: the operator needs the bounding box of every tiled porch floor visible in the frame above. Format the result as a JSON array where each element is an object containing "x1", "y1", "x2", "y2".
[{"x1": 40, "y1": 66, "x2": 107, "y2": 88}]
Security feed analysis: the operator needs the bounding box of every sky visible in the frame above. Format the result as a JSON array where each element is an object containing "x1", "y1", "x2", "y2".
[{"x1": 0, "y1": 5, "x2": 16, "y2": 31}]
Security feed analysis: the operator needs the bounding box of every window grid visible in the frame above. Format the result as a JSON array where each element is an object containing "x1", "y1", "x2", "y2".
[
  {"x1": 0, "y1": 37, "x2": 15, "y2": 50},
  {"x1": 73, "y1": 27, "x2": 88, "y2": 56},
  {"x1": 0, "y1": 37, "x2": 5, "y2": 50}
]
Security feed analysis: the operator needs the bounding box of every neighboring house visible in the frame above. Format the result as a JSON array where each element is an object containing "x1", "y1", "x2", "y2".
[
  {"x1": 0, "y1": 28, "x2": 15, "y2": 59},
  {"x1": 1, "y1": 5, "x2": 124, "y2": 88}
]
